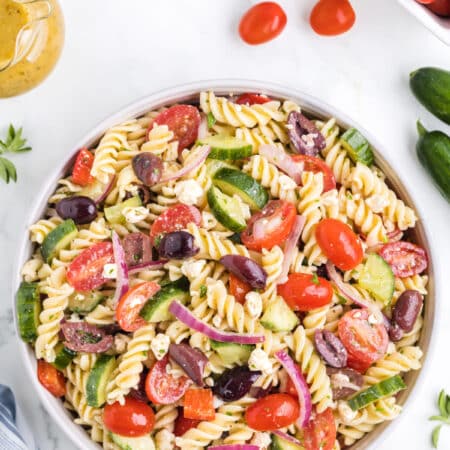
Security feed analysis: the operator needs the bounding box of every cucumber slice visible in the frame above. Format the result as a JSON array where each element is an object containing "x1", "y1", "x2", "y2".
[
  {"x1": 104, "y1": 196, "x2": 142, "y2": 224},
  {"x1": 210, "y1": 340, "x2": 254, "y2": 365},
  {"x1": 260, "y1": 297, "x2": 299, "y2": 332},
  {"x1": 68, "y1": 291, "x2": 104, "y2": 313},
  {"x1": 86, "y1": 354, "x2": 116, "y2": 407},
  {"x1": 41, "y1": 219, "x2": 77, "y2": 263},
  {"x1": 271, "y1": 433, "x2": 302, "y2": 450},
  {"x1": 16, "y1": 282, "x2": 41, "y2": 343},
  {"x1": 199, "y1": 134, "x2": 253, "y2": 160},
  {"x1": 340, "y1": 128, "x2": 374, "y2": 166},
  {"x1": 110, "y1": 433, "x2": 155, "y2": 450},
  {"x1": 139, "y1": 277, "x2": 190, "y2": 322},
  {"x1": 213, "y1": 168, "x2": 268, "y2": 211},
  {"x1": 358, "y1": 253, "x2": 394, "y2": 305},
  {"x1": 205, "y1": 159, "x2": 238, "y2": 177},
  {"x1": 207, "y1": 186, "x2": 247, "y2": 232},
  {"x1": 52, "y1": 343, "x2": 77, "y2": 370},
  {"x1": 348, "y1": 375, "x2": 406, "y2": 411}
]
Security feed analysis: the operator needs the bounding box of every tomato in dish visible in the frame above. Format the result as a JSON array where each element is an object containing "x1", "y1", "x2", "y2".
[
  {"x1": 174, "y1": 413, "x2": 201, "y2": 437},
  {"x1": 303, "y1": 408, "x2": 337, "y2": 450},
  {"x1": 72, "y1": 148, "x2": 94, "y2": 186},
  {"x1": 291, "y1": 154, "x2": 336, "y2": 192},
  {"x1": 378, "y1": 241, "x2": 428, "y2": 278},
  {"x1": 426, "y1": 0, "x2": 450, "y2": 16},
  {"x1": 37, "y1": 360, "x2": 66, "y2": 397},
  {"x1": 229, "y1": 273, "x2": 252, "y2": 304},
  {"x1": 235, "y1": 93, "x2": 271, "y2": 105}
]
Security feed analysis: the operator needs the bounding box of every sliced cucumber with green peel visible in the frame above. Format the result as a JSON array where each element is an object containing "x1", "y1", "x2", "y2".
[
  {"x1": 199, "y1": 134, "x2": 253, "y2": 160},
  {"x1": 205, "y1": 159, "x2": 238, "y2": 176},
  {"x1": 207, "y1": 186, "x2": 247, "y2": 232},
  {"x1": 16, "y1": 282, "x2": 41, "y2": 342},
  {"x1": 68, "y1": 291, "x2": 104, "y2": 313},
  {"x1": 210, "y1": 340, "x2": 254, "y2": 365},
  {"x1": 104, "y1": 196, "x2": 142, "y2": 224},
  {"x1": 348, "y1": 375, "x2": 406, "y2": 411},
  {"x1": 41, "y1": 219, "x2": 77, "y2": 263},
  {"x1": 260, "y1": 297, "x2": 299, "y2": 332},
  {"x1": 213, "y1": 168, "x2": 268, "y2": 211},
  {"x1": 358, "y1": 253, "x2": 394, "y2": 305},
  {"x1": 271, "y1": 433, "x2": 302, "y2": 450},
  {"x1": 52, "y1": 343, "x2": 77, "y2": 370},
  {"x1": 110, "y1": 433, "x2": 155, "y2": 450},
  {"x1": 86, "y1": 354, "x2": 116, "y2": 407},
  {"x1": 340, "y1": 128, "x2": 374, "y2": 166}
]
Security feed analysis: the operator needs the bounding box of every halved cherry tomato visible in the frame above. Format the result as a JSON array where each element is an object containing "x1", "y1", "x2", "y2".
[
  {"x1": 310, "y1": 0, "x2": 356, "y2": 36},
  {"x1": 241, "y1": 200, "x2": 297, "y2": 252},
  {"x1": 145, "y1": 356, "x2": 192, "y2": 405},
  {"x1": 291, "y1": 155, "x2": 336, "y2": 192},
  {"x1": 315, "y1": 218, "x2": 364, "y2": 271},
  {"x1": 183, "y1": 388, "x2": 215, "y2": 421},
  {"x1": 103, "y1": 397, "x2": 155, "y2": 437},
  {"x1": 378, "y1": 241, "x2": 428, "y2": 278},
  {"x1": 239, "y1": 2, "x2": 287, "y2": 45},
  {"x1": 303, "y1": 408, "x2": 337, "y2": 450},
  {"x1": 427, "y1": 0, "x2": 450, "y2": 16},
  {"x1": 245, "y1": 393, "x2": 299, "y2": 431},
  {"x1": 150, "y1": 204, "x2": 201, "y2": 245},
  {"x1": 66, "y1": 242, "x2": 114, "y2": 292},
  {"x1": 151, "y1": 105, "x2": 200, "y2": 152},
  {"x1": 37, "y1": 360, "x2": 66, "y2": 397},
  {"x1": 416, "y1": 0, "x2": 435, "y2": 3},
  {"x1": 229, "y1": 273, "x2": 251, "y2": 304},
  {"x1": 116, "y1": 281, "x2": 160, "y2": 332},
  {"x1": 235, "y1": 93, "x2": 271, "y2": 105},
  {"x1": 174, "y1": 413, "x2": 200, "y2": 436},
  {"x1": 72, "y1": 148, "x2": 94, "y2": 186},
  {"x1": 277, "y1": 273, "x2": 333, "y2": 311},
  {"x1": 338, "y1": 309, "x2": 388, "y2": 373}
]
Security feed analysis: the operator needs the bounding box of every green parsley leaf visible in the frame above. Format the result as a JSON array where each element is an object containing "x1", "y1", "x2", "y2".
[
  {"x1": 199, "y1": 285, "x2": 207, "y2": 298},
  {"x1": 336, "y1": 293, "x2": 347, "y2": 305},
  {"x1": 346, "y1": 192, "x2": 353, "y2": 200},
  {"x1": 0, "y1": 125, "x2": 31, "y2": 153},
  {"x1": 312, "y1": 273, "x2": 319, "y2": 285},
  {"x1": 207, "y1": 112, "x2": 216, "y2": 129},
  {"x1": 432, "y1": 425, "x2": 442, "y2": 449}
]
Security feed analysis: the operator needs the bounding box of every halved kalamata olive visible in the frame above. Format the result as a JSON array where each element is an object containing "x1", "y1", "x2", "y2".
[
  {"x1": 169, "y1": 343, "x2": 208, "y2": 386},
  {"x1": 132, "y1": 153, "x2": 163, "y2": 186},
  {"x1": 287, "y1": 111, "x2": 326, "y2": 156},
  {"x1": 157, "y1": 231, "x2": 199, "y2": 259},
  {"x1": 316, "y1": 264, "x2": 330, "y2": 280},
  {"x1": 219, "y1": 255, "x2": 267, "y2": 289},
  {"x1": 314, "y1": 329, "x2": 347, "y2": 368},
  {"x1": 388, "y1": 322, "x2": 404, "y2": 342},
  {"x1": 129, "y1": 368, "x2": 149, "y2": 402},
  {"x1": 213, "y1": 366, "x2": 262, "y2": 401},
  {"x1": 393, "y1": 290, "x2": 423, "y2": 333},
  {"x1": 327, "y1": 367, "x2": 363, "y2": 400},
  {"x1": 56, "y1": 196, "x2": 97, "y2": 224},
  {"x1": 124, "y1": 183, "x2": 151, "y2": 204},
  {"x1": 61, "y1": 321, "x2": 113, "y2": 353},
  {"x1": 122, "y1": 232, "x2": 152, "y2": 267}
]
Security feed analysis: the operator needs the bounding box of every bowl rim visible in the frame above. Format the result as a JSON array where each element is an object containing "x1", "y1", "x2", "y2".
[{"x1": 12, "y1": 79, "x2": 437, "y2": 450}]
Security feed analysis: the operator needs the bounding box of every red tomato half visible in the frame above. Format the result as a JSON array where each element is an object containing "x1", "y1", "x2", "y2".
[
  {"x1": 291, "y1": 155, "x2": 336, "y2": 192},
  {"x1": 66, "y1": 242, "x2": 114, "y2": 292},
  {"x1": 338, "y1": 309, "x2": 388, "y2": 373},
  {"x1": 277, "y1": 273, "x2": 333, "y2": 311},
  {"x1": 235, "y1": 93, "x2": 271, "y2": 105},
  {"x1": 427, "y1": 0, "x2": 450, "y2": 16},
  {"x1": 116, "y1": 282, "x2": 160, "y2": 332},
  {"x1": 174, "y1": 413, "x2": 200, "y2": 437},
  {"x1": 315, "y1": 218, "x2": 364, "y2": 271},
  {"x1": 245, "y1": 393, "x2": 299, "y2": 431},
  {"x1": 229, "y1": 273, "x2": 251, "y2": 304},
  {"x1": 416, "y1": 0, "x2": 435, "y2": 3},
  {"x1": 103, "y1": 397, "x2": 155, "y2": 437},
  {"x1": 378, "y1": 241, "x2": 428, "y2": 278},
  {"x1": 239, "y1": 2, "x2": 287, "y2": 45},
  {"x1": 303, "y1": 408, "x2": 337, "y2": 450},
  {"x1": 37, "y1": 360, "x2": 66, "y2": 397},
  {"x1": 310, "y1": 0, "x2": 356, "y2": 36},
  {"x1": 72, "y1": 148, "x2": 94, "y2": 186},
  {"x1": 145, "y1": 356, "x2": 192, "y2": 405},
  {"x1": 241, "y1": 200, "x2": 297, "y2": 252},
  {"x1": 152, "y1": 105, "x2": 200, "y2": 152}
]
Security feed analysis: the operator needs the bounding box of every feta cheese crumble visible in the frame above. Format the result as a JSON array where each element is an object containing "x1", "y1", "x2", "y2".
[
  {"x1": 251, "y1": 432, "x2": 272, "y2": 448},
  {"x1": 122, "y1": 206, "x2": 149, "y2": 224},
  {"x1": 338, "y1": 400, "x2": 357, "y2": 424},
  {"x1": 248, "y1": 348, "x2": 272, "y2": 374},
  {"x1": 102, "y1": 263, "x2": 117, "y2": 279},
  {"x1": 245, "y1": 292, "x2": 263, "y2": 318},
  {"x1": 151, "y1": 333, "x2": 170, "y2": 360},
  {"x1": 181, "y1": 259, "x2": 205, "y2": 279},
  {"x1": 174, "y1": 179, "x2": 204, "y2": 206}
]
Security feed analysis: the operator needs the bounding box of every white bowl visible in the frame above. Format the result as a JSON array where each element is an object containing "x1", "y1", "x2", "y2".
[
  {"x1": 397, "y1": 0, "x2": 450, "y2": 45},
  {"x1": 13, "y1": 80, "x2": 436, "y2": 450}
]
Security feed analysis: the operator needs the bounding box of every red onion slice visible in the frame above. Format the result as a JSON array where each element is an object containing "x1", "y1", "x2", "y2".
[
  {"x1": 80, "y1": 175, "x2": 116, "y2": 205},
  {"x1": 112, "y1": 231, "x2": 129, "y2": 306},
  {"x1": 209, "y1": 446, "x2": 260, "y2": 450},
  {"x1": 127, "y1": 259, "x2": 168, "y2": 274},
  {"x1": 275, "y1": 350, "x2": 312, "y2": 428},
  {"x1": 169, "y1": 301, "x2": 264, "y2": 344},
  {"x1": 259, "y1": 144, "x2": 303, "y2": 184},
  {"x1": 272, "y1": 430, "x2": 303, "y2": 446}
]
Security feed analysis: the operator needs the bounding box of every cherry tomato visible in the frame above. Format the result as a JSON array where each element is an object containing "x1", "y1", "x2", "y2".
[
  {"x1": 338, "y1": 309, "x2": 388, "y2": 373},
  {"x1": 378, "y1": 241, "x2": 428, "y2": 278},
  {"x1": 427, "y1": 0, "x2": 450, "y2": 16},
  {"x1": 239, "y1": 2, "x2": 287, "y2": 45},
  {"x1": 415, "y1": 0, "x2": 435, "y2": 3},
  {"x1": 150, "y1": 204, "x2": 201, "y2": 245},
  {"x1": 66, "y1": 242, "x2": 114, "y2": 292},
  {"x1": 37, "y1": 360, "x2": 66, "y2": 397},
  {"x1": 245, "y1": 393, "x2": 299, "y2": 431},
  {"x1": 277, "y1": 273, "x2": 333, "y2": 311},
  {"x1": 303, "y1": 408, "x2": 337, "y2": 450},
  {"x1": 116, "y1": 281, "x2": 160, "y2": 332},
  {"x1": 229, "y1": 273, "x2": 251, "y2": 304},
  {"x1": 315, "y1": 218, "x2": 364, "y2": 271},
  {"x1": 145, "y1": 356, "x2": 192, "y2": 405},
  {"x1": 235, "y1": 93, "x2": 271, "y2": 105},
  {"x1": 151, "y1": 105, "x2": 200, "y2": 152},
  {"x1": 72, "y1": 148, "x2": 94, "y2": 186},
  {"x1": 291, "y1": 155, "x2": 336, "y2": 192},
  {"x1": 310, "y1": 0, "x2": 356, "y2": 36},
  {"x1": 103, "y1": 397, "x2": 155, "y2": 437},
  {"x1": 174, "y1": 412, "x2": 200, "y2": 436},
  {"x1": 241, "y1": 200, "x2": 297, "y2": 252}
]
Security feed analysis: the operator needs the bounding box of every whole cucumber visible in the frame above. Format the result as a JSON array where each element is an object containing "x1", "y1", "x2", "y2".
[
  {"x1": 416, "y1": 121, "x2": 450, "y2": 202},
  {"x1": 410, "y1": 67, "x2": 450, "y2": 125}
]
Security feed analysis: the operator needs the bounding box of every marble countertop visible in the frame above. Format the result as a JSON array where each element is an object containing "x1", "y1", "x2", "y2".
[{"x1": 1, "y1": 0, "x2": 449, "y2": 449}]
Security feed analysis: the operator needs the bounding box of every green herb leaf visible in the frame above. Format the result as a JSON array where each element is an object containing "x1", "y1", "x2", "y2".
[
  {"x1": 199, "y1": 285, "x2": 207, "y2": 298},
  {"x1": 430, "y1": 416, "x2": 449, "y2": 423},
  {"x1": 432, "y1": 424, "x2": 442, "y2": 448},
  {"x1": 336, "y1": 293, "x2": 347, "y2": 305},
  {"x1": 0, "y1": 125, "x2": 32, "y2": 154},
  {"x1": 312, "y1": 273, "x2": 319, "y2": 285},
  {"x1": 207, "y1": 112, "x2": 216, "y2": 129},
  {"x1": 439, "y1": 390, "x2": 448, "y2": 418},
  {"x1": 0, "y1": 156, "x2": 17, "y2": 183}
]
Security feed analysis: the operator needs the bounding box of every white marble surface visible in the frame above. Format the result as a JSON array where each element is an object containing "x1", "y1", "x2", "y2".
[{"x1": 0, "y1": 0, "x2": 449, "y2": 449}]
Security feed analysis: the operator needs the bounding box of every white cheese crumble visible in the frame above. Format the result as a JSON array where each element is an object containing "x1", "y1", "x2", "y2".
[
  {"x1": 165, "y1": 362, "x2": 185, "y2": 379},
  {"x1": 278, "y1": 174, "x2": 297, "y2": 191},
  {"x1": 205, "y1": 377, "x2": 215, "y2": 387},
  {"x1": 386, "y1": 341, "x2": 396, "y2": 355},
  {"x1": 366, "y1": 194, "x2": 389, "y2": 213},
  {"x1": 368, "y1": 313, "x2": 380, "y2": 325},
  {"x1": 113, "y1": 333, "x2": 131, "y2": 354},
  {"x1": 248, "y1": 348, "x2": 272, "y2": 374},
  {"x1": 181, "y1": 259, "x2": 205, "y2": 279},
  {"x1": 122, "y1": 206, "x2": 149, "y2": 224},
  {"x1": 155, "y1": 429, "x2": 174, "y2": 450},
  {"x1": 174, "y1": 179, "x2": 204, "y2": 206},
  {"x1": 213, "y1": 395, "x2": 224, "y2": 409},
  {"x1": 151, "y1": 333, "x2": 170, "y2": 360},
  {"x1": 245, "y1": 291, "x2": 263, "y2": 318},
  {"x1": 301, "y1": 133, "x2": 318, "y2": 149},
  {"x1": 251, "y1": 431, "x2": 272, "y2": 448},
  {"x1": 102, "y1": 263, "x2": 117, "y2": 279},
  {"x1": 338, "y1": 400, "x2": 357, "y2": 424}
]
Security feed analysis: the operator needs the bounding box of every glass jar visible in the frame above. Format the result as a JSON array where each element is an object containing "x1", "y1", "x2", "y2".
[{"x1": 0, "y1": 0, "x2": 64, "y2": 98}]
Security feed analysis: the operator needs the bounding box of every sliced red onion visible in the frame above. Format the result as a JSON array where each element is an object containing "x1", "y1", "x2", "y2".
[
  {"x1": 112, "y1": 231, "x2": 129, "y2": 306},
  {"x1": 259, "y1": 144, "x2": 303, "y2": 184},
  {"x1": 209, "y1": 446, "x2": 260, "y2": 450},
  {"x1": 277, "y1": 215, "x2": 306, "y2": 284},
  {"x1": 275, "y1": 350, "x2": 312, "y2": 428},
  {"x1": 159, "y1": 145, "x2": 210, "y2": 183},
  {"x1": 272, "y1": 430, "x2": 303, "y2": 446},
  {"x1": 80, "y1": 175, "x2": 116, "y2": 205},
  {"x1": 169, "y1": 301, "x2": 264, "y2": 344},
  {"x1": 197, "y1": 114, "x2": 209, "y2": 139},
  {"x1": 127, "y1": 259, "x2": 168, "y2": 274}
]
